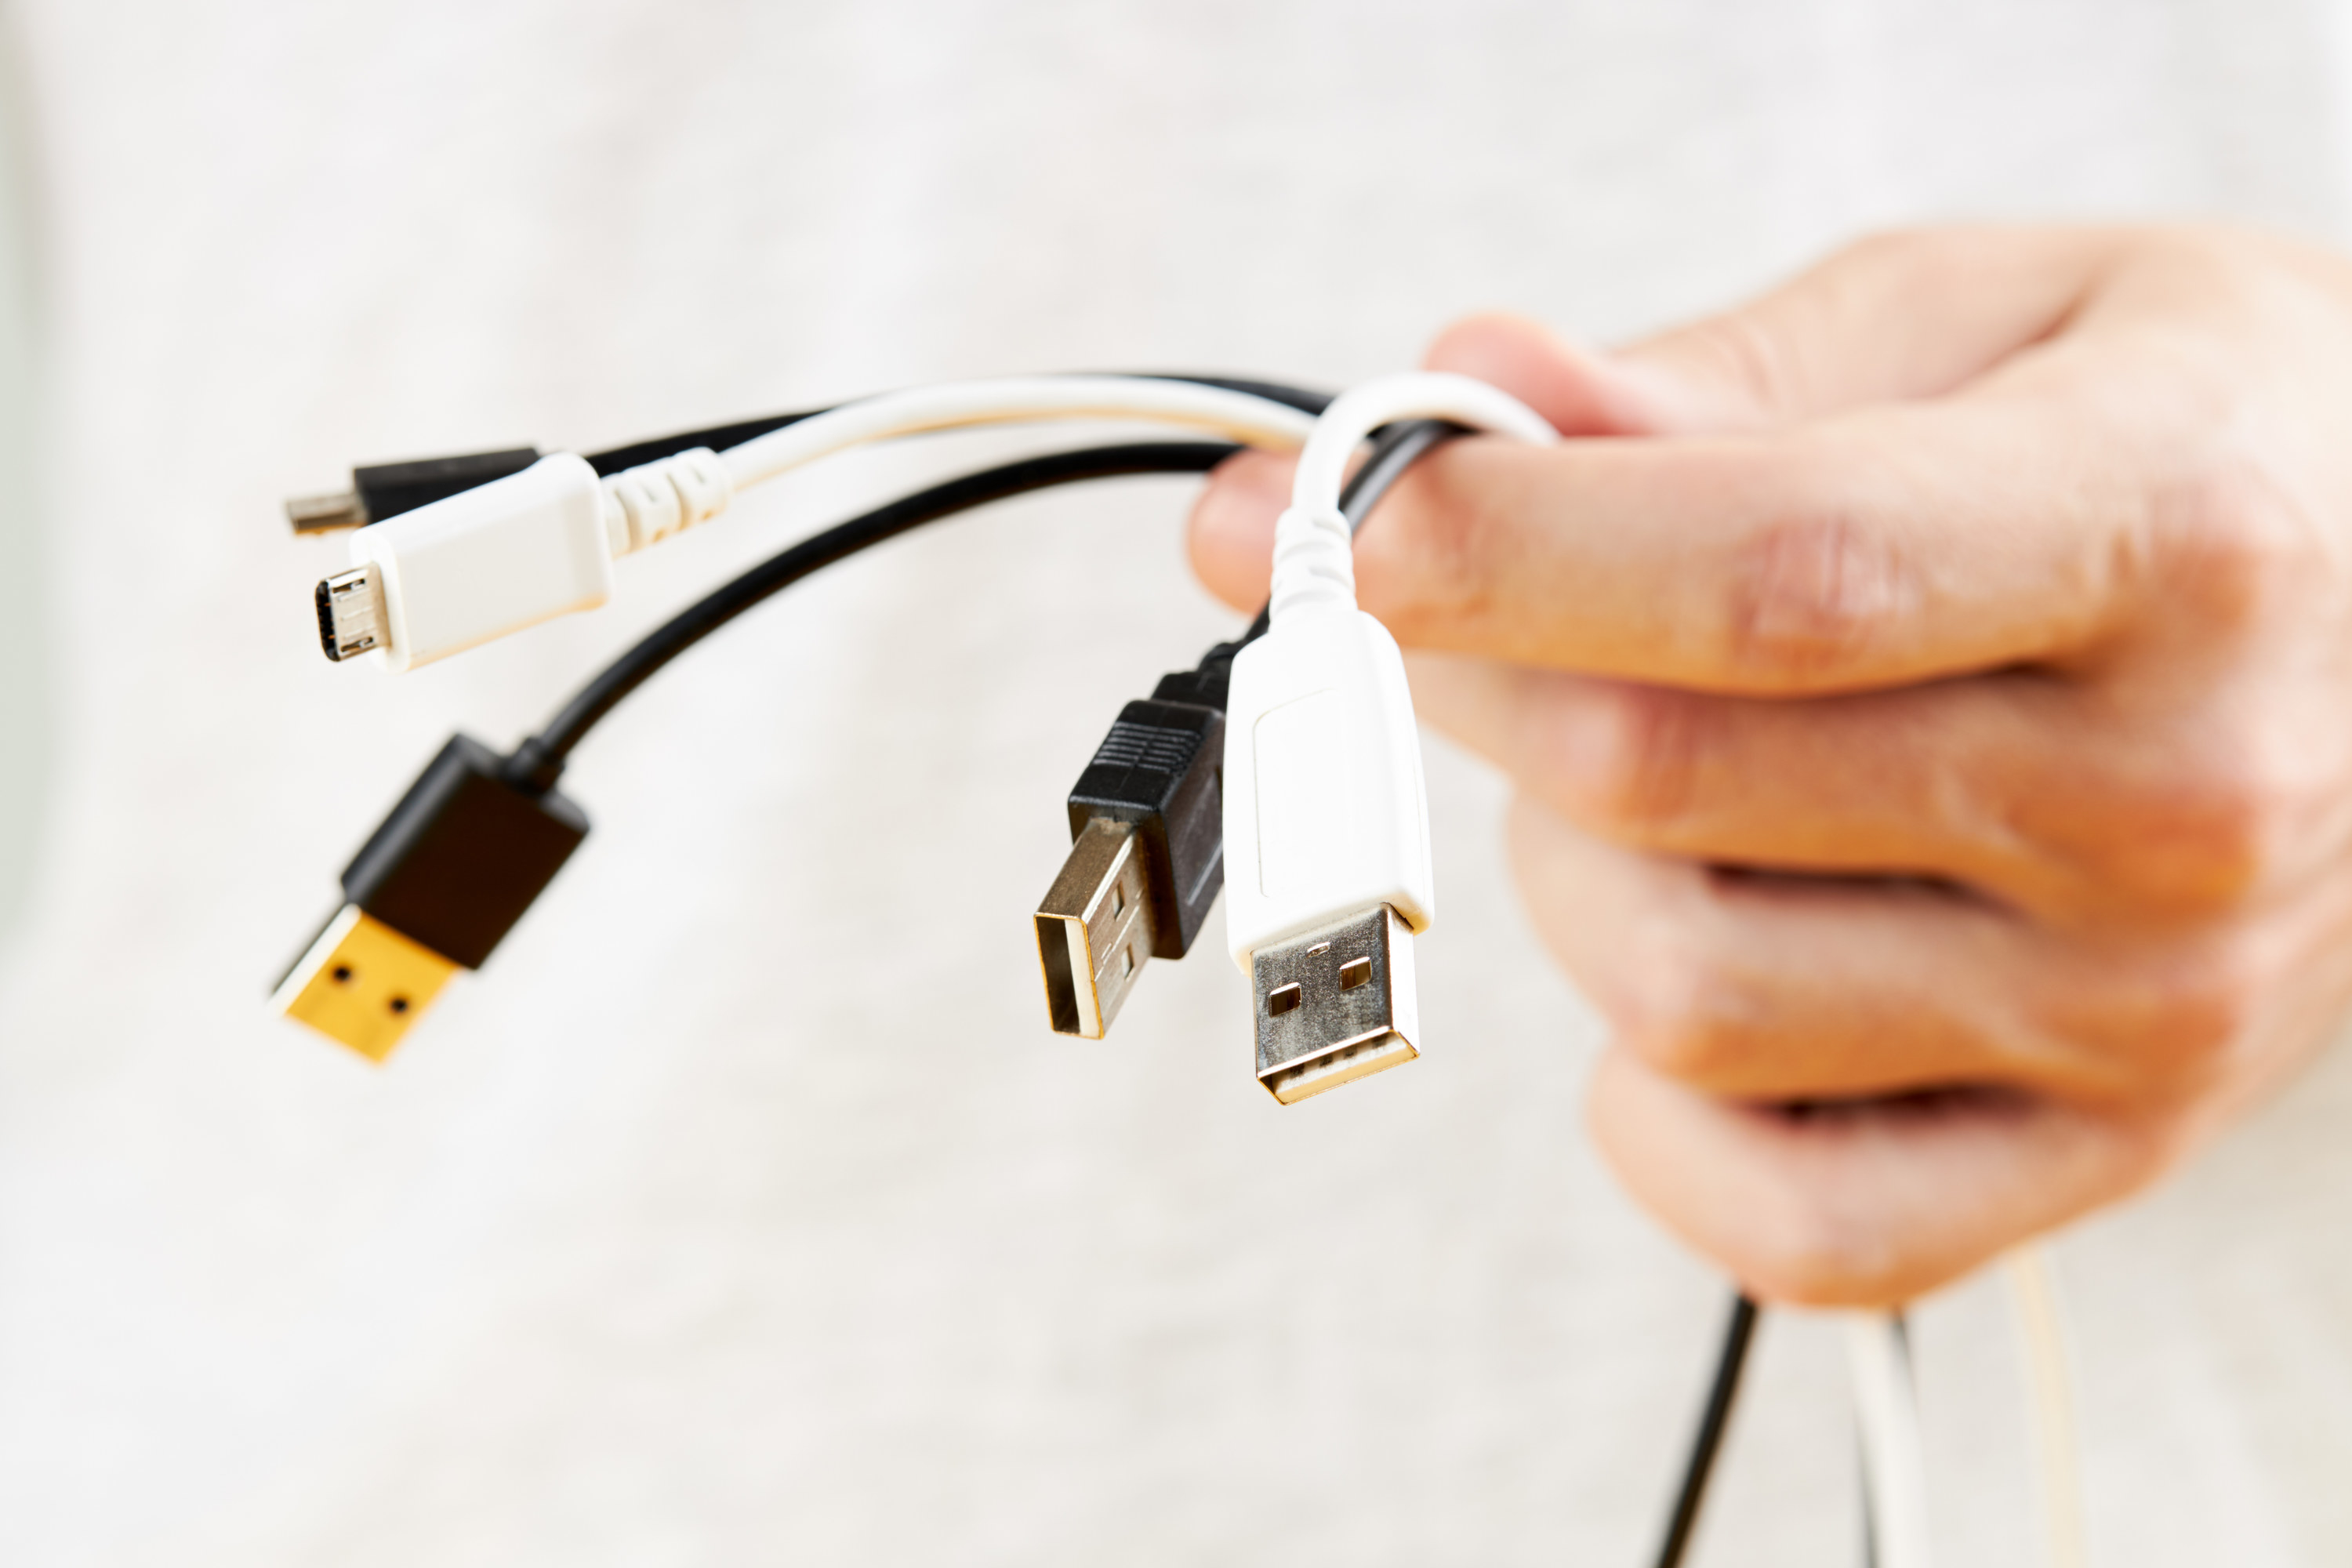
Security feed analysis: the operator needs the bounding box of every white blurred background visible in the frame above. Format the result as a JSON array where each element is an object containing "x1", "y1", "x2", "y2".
[{"x1": 1, "y1": 2, "x2": 2350, "y2": 1563}]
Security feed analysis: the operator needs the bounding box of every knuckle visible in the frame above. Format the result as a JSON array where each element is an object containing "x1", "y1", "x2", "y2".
[
  {"x1": 2093, "y1": 746, "x2": 2299, "y2": 916},
  {"x1": 1566, "y1": 682, "x2": 1708, "y2": 837},
  {"x1": 1722, "y1": 495, "x2": 1922, "y2": 688},
  {"x1": 2142, "y1": 435, "x2": 2310, "y2": 637},
  {"x1": 1614, "y1": 946, "x2": 1761, "y2": 1087},
  {"x1": 2046, "y1": 927, "x2": 2265, "y2": 1090},
  {"x1": 1666, "y1": 312, "x2": 1802, "y2": 419},
  {"x1": 1363, "y1": 456, "x2": 1501, "y2": 633},
  {"x1": 1744, "y1": 1201, "x2": 1908, "y2": 1307},
  {"x1": 1822, "y1": 227, "x2": 1937, "y2": 280}
]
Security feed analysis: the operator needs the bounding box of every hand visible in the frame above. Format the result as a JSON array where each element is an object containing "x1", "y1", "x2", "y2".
[{"x1": 1190, "y1": 227, "x2": 2352, "y2": 1305}]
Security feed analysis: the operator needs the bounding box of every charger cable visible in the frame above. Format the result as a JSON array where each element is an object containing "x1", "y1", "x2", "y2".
[
  {"x1": 313, "y1": 376, "x2": 1319, "y2": 672},
  {"x1": 1223, "y1": 372, "x2": 1555, "y2": 1101}
]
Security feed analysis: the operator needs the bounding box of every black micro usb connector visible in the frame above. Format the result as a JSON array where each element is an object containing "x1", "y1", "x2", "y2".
[{"x1": 285, "y1": 448, "x2": 545, "y2": 533}]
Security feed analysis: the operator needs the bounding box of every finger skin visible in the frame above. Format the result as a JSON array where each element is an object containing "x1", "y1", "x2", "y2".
[
  {"x1": 1188, "y1": 314, "x2": 1693, "y2": 615},
  {"x1": 1599, "y1": 227, "x2": 2117, "y2": 426},
  {"x1": 1414, "y1": 652, "x2": 2069, "y2": 907},
  {"x1": 1511, "y1": 789, "x2": 2352, "y2": 1305},
  {"x1": 1584, "y1": 1047, "x2": 2171, "y2": 1307},
  {"x1": 1203, "y1": 389, "x2": 2161, "y2": 696},
  {"x1": 1513, "y1": 797, "x2": 2198, "y2": 1305},
  {"x1": 1406, "y1": 652, "x2": 2324, "y2": 927},
  {"x1": 1189, "y1": 447, "x2": 1290, "y2": 614},
  {"x1": 1501, "y1": 797, "x2": 2234, "y2": 1107}
]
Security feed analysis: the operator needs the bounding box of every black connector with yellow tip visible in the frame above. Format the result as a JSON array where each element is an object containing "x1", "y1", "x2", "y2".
[{"x1": 273, "y1": 735, "x2": 588, "y2": 1062}]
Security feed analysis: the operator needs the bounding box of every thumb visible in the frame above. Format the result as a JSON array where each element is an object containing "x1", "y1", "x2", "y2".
[
  {"x1": 1429, "y1": 229, "x2": 2122, "y2": 437},
  {"x1": 1607, "y1": 227, "x2": 2121, "y2": 429},
  {"x1": 1420, "y1": 313, "x2": 1694, "y2": 435}
]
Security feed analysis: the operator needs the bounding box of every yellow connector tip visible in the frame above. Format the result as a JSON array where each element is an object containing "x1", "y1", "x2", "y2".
[{"x1": 271, "y1": 906, "x2": 457, "y2": 1062}]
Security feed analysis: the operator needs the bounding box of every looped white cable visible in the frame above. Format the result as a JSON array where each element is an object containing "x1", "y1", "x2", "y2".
[
  {"x1": 601, "y1": 446, "x2": 735, "y2": 556},
  {"x1": 1269, "y1": 371, "x2": 1557, "y2": 624}
]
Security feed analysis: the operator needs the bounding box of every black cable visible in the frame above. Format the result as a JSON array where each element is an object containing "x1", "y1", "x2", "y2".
[
  {"x1": 585, "y1": 412, "x2": 822, "y2": 476},
  {"x1": 521, "y1": 398, "x2": 1414, "y2": 785},
  {"x1": 1343, "y1": 419, "x2": 1464, "y2": 536},
  {"x1": 529, "y1": 397, "x2": 1779, "y2": 1568},
  {"x1": 509, "y1": 441, "x2": 1241, "y2": 788},
  {"x1": 1127, "y1": 372, "x2": 1333, "y2": 417},
  {"x1": 1651, "y1": 1292, "x2": 1762, "y2": 1568}
]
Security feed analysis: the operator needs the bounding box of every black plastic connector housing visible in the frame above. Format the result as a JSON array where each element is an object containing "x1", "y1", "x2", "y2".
[
  {"x1": 343, "y1": 735, "x2": 590, "y2": 968},
  {"x1": 352, "y1": 448, "x2": 543, "y2": 526},
  {"x1": 1065, "y1": 695, "x2": 1225, "y2": 960}
]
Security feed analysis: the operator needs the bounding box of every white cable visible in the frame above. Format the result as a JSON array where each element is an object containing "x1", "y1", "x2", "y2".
[
  {"x1": 1267, "y1": 371, "x2": 1555, "y2": 620},
  {"x1": 720, "y1": 375, "x2": 1316, "y2": 490},
  {"x1": 2005, "y1": 1245, "x2": 2088, "y2": 1568},
  {"x1": 341, "y1": 376, "x2": 1317, "y2": 672},
  {"x1": 1221, "y1": 372, "x2": 1558, "y2": 1102},
  {"x1": 608, "y1": 377, "x2": 1316, "y2": 558},
  {"x1": 1848, "y1": 1311, "x2": 1934, "y2": 1568}
]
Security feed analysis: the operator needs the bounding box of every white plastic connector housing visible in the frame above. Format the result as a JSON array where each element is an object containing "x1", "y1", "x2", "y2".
[
  {"x1": 347, "y1": 452, "x2": 613, "y2": 673},
  {"x1": 1222, "y1": 603, "x2": 1434, "y2": 971}
]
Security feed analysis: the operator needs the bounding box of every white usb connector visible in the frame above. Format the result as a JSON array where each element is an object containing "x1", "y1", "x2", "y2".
[
  {"x1": 310, "y1": 376, "x2": 1319, "y2": 673},
  {"x1": 344, "y1": 453, "x2": 615, "y2": 673},
  {"x1": 1223, "y1": 372, "x2": 1555, "y2": 1102}
]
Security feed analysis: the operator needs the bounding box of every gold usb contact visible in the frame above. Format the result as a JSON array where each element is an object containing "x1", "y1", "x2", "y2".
[{"x1": 272, "y1": 906, "x2": 458, "y2": 1062}]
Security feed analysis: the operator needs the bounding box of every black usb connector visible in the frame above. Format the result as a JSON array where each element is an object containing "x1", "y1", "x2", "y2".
[
  {"x1": 273, "y1": 736, "x2": 588, "y2": 1060},
  {"x1": 285, "y1": 448, "x2": 545, "y2": 533},
  {"x1": 1033, "y1": 642, "x2": 1240, "y2": 1038},
  {"x1": 1029, "y1": 421, "x2": 1461, "y2": 1050}
]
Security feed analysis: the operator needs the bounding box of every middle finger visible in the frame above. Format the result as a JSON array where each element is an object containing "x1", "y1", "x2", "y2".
[{"x1": 1414, "y1": 652, "x2": 2214, "y2": 926}]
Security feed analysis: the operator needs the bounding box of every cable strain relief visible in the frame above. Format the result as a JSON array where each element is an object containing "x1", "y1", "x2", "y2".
[
  {"x1": 1152, "y1": 637, "x2": 1245, "y2": 710},
  {"x1": 499, "y1": 738, "x2": 566, "y2": 796},
  {"x1": 601, "y1": 447, "x2": 735, "y2": 556},
  {"x1": 1266, "y1": 503, "x2": 1356, "y2": 619}
]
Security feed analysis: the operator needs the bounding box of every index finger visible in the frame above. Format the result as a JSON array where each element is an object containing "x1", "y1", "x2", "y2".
[{"x1": 1196, "y1": 375, "x2": 2169, "y2": 695}]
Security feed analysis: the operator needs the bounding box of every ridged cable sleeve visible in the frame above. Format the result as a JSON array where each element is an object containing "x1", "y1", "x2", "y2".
[
  {"x1": 1269, "y1": 373, "x2": 1555, "y2": 621},
  {"x1": 1229, "y1": 418, "x2": 1461, "y2": 655}
]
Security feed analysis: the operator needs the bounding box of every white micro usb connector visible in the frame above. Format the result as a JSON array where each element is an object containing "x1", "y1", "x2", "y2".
[
  {"x1": 307, "y1": 376, "x2": 1319, "y2": 673},
  {"x1": 1222, "y1": 372, "x2": 1556, "y2": 1103},
  {"x1": 332, "y1": 453, "x2": 616, "y2": 673}
]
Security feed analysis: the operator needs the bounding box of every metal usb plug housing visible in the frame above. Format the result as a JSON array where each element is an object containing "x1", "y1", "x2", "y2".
[
  {"x1": 1252, "y1": 904, "x2": 1418, "y2": 1104},
  {"x1": 315, "y1": 565, "x2": 387, "y2": 661},
  {"x1": 1036, "y1": 818, "x2": 1160, "y2": 1038},
  {"x1": 286, "y1": 490, "x2": 368, "y2": 533}
]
